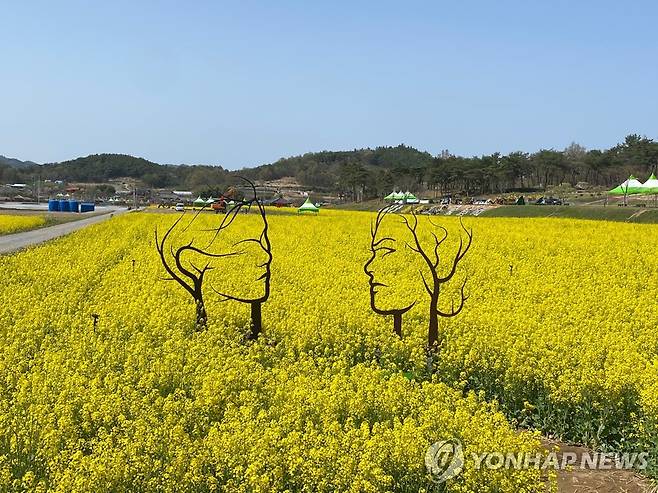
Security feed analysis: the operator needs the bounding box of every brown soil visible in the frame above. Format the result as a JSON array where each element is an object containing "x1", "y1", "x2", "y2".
[{"x1": 542, "y1": 439, "x2": 655, "y2": 493}]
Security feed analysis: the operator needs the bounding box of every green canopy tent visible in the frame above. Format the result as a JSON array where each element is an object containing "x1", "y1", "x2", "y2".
[
  {"x1": 404, "y1": 191, "x2": 418, "y2": 203},
  {"x1": 608, "y1": 176, "x2": 643, "y2": 195},
  {"x1": 298, "y1": 197, "x2": 319, "y2": 214},
  {"x1": 193, "y1": 196, "x2": 206, "y2": 208},
  {"x1": 640, "y1": 173, "x2": 658, "y2": 206},
  {"x1": 392, "y1": 191, "x2": 405, "y2": 201},
  {"x1": 384, "y1": 191, "x2": 397, "y2": 201},
  {"x1": 608, "y1": 176, "x2": 644, "y2": 205},
  {"x1": 640, "y1": 173, "x2": 658, "y2": 194},
  {"x1": 205, "y1": 196, "x2": 215, "y2": 205}
]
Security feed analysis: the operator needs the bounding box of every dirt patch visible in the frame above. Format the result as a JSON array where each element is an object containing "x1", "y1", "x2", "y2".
[{"x1": 541, "y1": 439, "x2": 655, "y2": 492}]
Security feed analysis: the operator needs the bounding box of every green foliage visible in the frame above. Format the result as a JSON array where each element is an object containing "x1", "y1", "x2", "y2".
[
  {"x1": 18, "y1": 154, "x2": 230, "y2": 190},
  {"x1": 482, "y1": 205, "x2": 658, "y2": 223},
  {"x1": 6, "y1": 135, "x2": 658, "y2": 200},
  {"x1": 239, "y1": 136, "x2": 658, "y2": 197}
]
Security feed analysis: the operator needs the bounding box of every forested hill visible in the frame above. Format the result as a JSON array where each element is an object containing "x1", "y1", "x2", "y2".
[
  {"x1": 41, "y1": 154, "x2": 171, "y2": 183},
  {"x1": 2, "y1": 154, "x2": 231, "y2": 190},
  {"x1": 0, "y1": 155, "x2": 39, "y2": 168},
  {"x1": 2, "y1": 135, "x2": 658, "y2": 197},
  {"x1": 240, "y1": 145, "x2": 434, "y2": 190},
  {"x1": 242, "y1": 137, "x2": 658, "y2": 196},
  {"x1": 0, "y1": 146, "x2": 435, "y2": 192}
]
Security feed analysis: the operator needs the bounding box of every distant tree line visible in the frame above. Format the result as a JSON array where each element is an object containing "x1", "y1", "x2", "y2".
[
  {"x1": 2, "y1": 135, "x2": 657, "y2": 199},
  {"x1": 241, "y1": 135, "x2": 658, "y2": 199},
  {"x1": 0, "y1": 154, "x2": 231, "y2": 192}
]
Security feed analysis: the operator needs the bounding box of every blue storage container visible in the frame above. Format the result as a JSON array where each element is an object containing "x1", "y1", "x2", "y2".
[
  {"x1": 48, "y1": 199, "x2": 59, "y2": 212},
  {"x1": 59, "y1": 199, "x2": 69, "y2": 212},
  {"x1": 80, "y1": 202, "x2": 95, "y2": 213},
  {"x1": 69, "y1": 200, "x2": 79, "y2": 213}
]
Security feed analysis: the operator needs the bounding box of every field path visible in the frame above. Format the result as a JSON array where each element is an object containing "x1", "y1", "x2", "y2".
[{"x1": 0, "y1": 208, "x2": 128, "y2": 254}]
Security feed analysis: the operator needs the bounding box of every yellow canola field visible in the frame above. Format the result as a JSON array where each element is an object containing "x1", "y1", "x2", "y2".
[
  {"x1": 1, "y1": 208, "x2": 657, "y2": 491},
  {"x1": 0, "y1": 214, "x2": 46, "y2": 234}
]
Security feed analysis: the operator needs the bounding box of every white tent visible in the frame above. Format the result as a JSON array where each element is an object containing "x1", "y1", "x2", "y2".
[
  {"x1": 608, "y1": 176, "x2": 644, "y2": 195},
  {"x1": 622, "y1": 176, "x2": 644, "y2": 190},
  {"x1": 404, "y1": 191, "x2": 419, "y2": 203},
  {"x1": 640, "y1": 173, "x2": 658, "y2": 193},
  {"x1": 608, "y1": 175, "x2": 645, "y2": 206}
]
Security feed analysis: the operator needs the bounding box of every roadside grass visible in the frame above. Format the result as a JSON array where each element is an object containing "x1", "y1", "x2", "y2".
[
  {"x1": 481, "y1": 205, "x2": 658, "y2": 223},
  {"x1": 334, "y1": 200, "x2": 658, "y2": 223}
]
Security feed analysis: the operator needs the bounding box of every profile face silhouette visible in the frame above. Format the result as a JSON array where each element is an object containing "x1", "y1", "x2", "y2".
[
  {"x1": 364, "y1": 206, "x2": 415, "y2": 316},
  {"x1": 156, "y1": 177, "x2": 272, "y2": 338},
  {"x1": 364, "y1": 230, "x2": 398, "y2": 307},
  {"x1": 204, "y1": 200, "x2": 272, "y2": 303},
  {"x1": 165, "y1": 188, "x2": 271, "y2": 301}
]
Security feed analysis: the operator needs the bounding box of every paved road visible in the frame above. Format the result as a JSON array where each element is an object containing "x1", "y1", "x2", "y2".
[{"x1": 0, "y1": 208, "x2": 128, "y2": 255}]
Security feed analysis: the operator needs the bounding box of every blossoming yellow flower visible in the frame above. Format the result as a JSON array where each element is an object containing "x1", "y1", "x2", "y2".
[
  {"x1": 0, "y1": 214, "x2": 46, "y2": 234},
  {"x1": 0, "y1": 209, "x2": 656, "y2": 490}
]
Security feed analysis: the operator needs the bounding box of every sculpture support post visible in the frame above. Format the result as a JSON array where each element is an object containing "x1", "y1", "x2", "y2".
[
  {"x1": 393, "y1": 313, "x2": 402, "y2": 338},
  {"x1": 250, "y1": 301, "x2": 262, "y2": 340}
]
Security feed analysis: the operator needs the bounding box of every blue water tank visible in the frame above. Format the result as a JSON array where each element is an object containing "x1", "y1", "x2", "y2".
[
  {"x1": 80, "y1": 202, "x2": 95, "y2": 213},
  {"x1": 59, "y1": 199, "x2": 69, "y2": 212},
  {"x1": 48, "y1": 199, "x2": 59, "y2": 212},
  {"x1": 69, "y1": 200, "x2": 79, "y2": 213}
]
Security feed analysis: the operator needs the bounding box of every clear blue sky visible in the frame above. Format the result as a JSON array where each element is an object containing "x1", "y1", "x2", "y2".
[{"x1": 2, "y1": 0, "x2": 657, "y2": 169}]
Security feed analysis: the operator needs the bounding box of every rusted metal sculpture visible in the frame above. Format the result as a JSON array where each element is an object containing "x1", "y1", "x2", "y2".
[
  {"x1": 155, "y1": 178, "x2": 272, "y2": 337},
  {"x1": 155, "y1": 206, "x2": 232, "y2": 330},
  {"x1": 208, "y1": 180, "x2": 272, "y2": 340},
  {"x1": 364, "y1": 205, "x2": 415, "y2": 338},
  {"x1": 400, "y1": 212, "x2": 472, "y2": 349},
  {"x1": 365, "y1": 206, "x2": 472, "y2": 349}
]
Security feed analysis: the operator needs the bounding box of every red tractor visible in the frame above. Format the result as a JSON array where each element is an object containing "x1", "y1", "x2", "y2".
[{"x1": 211, "y1": 197, "x2": 227, "y2": 213}]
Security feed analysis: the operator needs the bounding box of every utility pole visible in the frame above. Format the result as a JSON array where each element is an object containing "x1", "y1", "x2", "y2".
[{"x1": 35, "y1": 175, "x2": 41, "y2": 205}]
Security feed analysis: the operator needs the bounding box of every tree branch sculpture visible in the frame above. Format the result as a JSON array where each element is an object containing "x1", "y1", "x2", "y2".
[
  {"x1": 155, "y1": 177, "x2": 272, "y2": 337},
  {"x1": 155, "y1": 207, "x2": 241, "y2": 330},
  {"x1": 364, "y1": 205, "x2": 415, "y2": 338},
  {"x1": 207, "y1": 179, "x2": 272, "y2": 340},
  {"x1": 400, "y1": 212, "x2": 472, "y2": 349}
]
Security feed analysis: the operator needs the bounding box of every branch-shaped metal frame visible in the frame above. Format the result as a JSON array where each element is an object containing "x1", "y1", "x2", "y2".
[
  {"x1": 155, "y1": 177, "x2": 272, "y2": 337},
  {"x1": 364, "y1": 205, "x2": 415, "y2": 337},
  {"x1": 400, "y1": 211, "x2": 472, "y2": 348},
  {"x1": 207, "y1": 178, "x2": 272, "y2": 339},
  {"x1": 155, "y1": 212, "x2": 210, "y2": 329}
]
